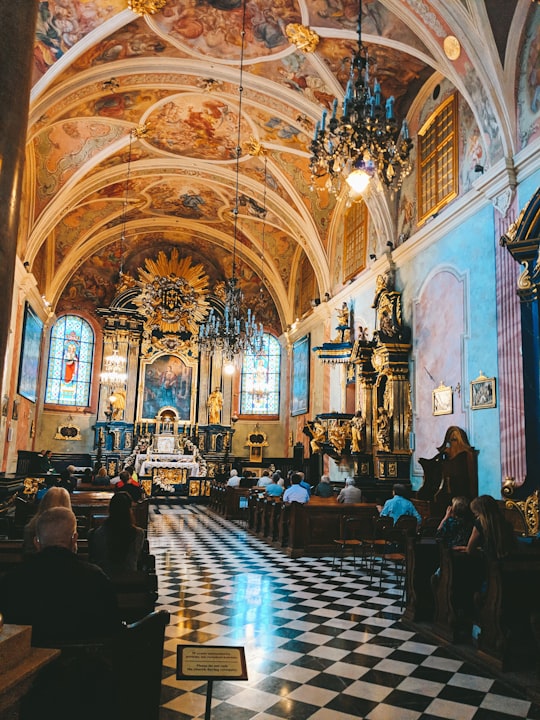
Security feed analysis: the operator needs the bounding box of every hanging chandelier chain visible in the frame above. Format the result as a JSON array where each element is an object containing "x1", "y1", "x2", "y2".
[
  {"x1": 119, "y1": 129, "x2": 135, "y2": 276},
  {"x1": 231, "y1": 0, "x2": 248, "y2": 278},
  {"x1": 197, "y1": 0, "x2": 264, "y2": 363}
]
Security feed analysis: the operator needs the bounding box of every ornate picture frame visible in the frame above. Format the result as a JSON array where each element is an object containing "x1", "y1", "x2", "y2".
[
  {"x1": 17, "y1": 302, "x2": 43, "y2": 403},
  {"x1": 432, "y1": 382, "x2": 453, "y2": 416},
  {"x1": 470, "y1": 374, "x2": 496, "y2": 410},
  {"x1": 291, "y1": 335, "x2": 310, "y2": 416}
]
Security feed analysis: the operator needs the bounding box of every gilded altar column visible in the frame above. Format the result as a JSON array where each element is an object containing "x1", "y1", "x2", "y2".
[{"x1": 0, "y1": 1, "x2": 38, "y2": 393}]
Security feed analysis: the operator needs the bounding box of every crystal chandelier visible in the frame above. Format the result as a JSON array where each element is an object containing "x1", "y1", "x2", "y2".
[
  {"x1": 197, "y1": 0, "x2": 263, "y2": 364},
  {"x1": 198, "y1": 277, "x2": 263, "y2": 362},
  {"x1": 99, "y1": 343, "x2": 128, "y2": 389},
  {"x1": 309, "y1": 0, "x2": 413, "y2": 193}
]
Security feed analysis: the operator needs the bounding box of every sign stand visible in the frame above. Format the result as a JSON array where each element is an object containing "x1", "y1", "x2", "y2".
[{"x1": 176, "y1": 645, "x2": 248, "y2": 720}]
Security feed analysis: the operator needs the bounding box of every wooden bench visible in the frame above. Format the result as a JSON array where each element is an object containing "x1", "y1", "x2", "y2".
[{"x1": 246, "y1": 496, "x2": 380, "y2": 557}]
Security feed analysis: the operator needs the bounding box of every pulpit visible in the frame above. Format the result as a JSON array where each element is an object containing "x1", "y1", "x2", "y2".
[{"x1": 418, "y1": 426, "x2": 478, "y2": 511}]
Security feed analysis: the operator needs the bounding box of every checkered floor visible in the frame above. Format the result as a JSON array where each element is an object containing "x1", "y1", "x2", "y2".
[{"x1": 149, "y1": 504, "x2": 540, "y2": 720}]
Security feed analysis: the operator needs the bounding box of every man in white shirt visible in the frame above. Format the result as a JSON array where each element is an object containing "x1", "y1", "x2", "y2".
[
  {"x1": 226, "y1": 469, "x2": 240, "y2": 487},
  {"x1": 257, "y1": 470, "x2": 272, "y2": 488}
]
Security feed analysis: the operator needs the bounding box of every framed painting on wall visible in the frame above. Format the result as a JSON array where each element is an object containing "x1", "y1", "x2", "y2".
[
  {"x1": 17, "y1": 302, "x2": 43, "y2": 403},
  {"x1": 470, "y1": 373, "x2": 496, "y2": 410},
  {"x1": 432, "y1": 382, "x2": 453, "y2": 416},
  {"x1": 291, "y1": 335, "x2": 310, "y2": 416}
]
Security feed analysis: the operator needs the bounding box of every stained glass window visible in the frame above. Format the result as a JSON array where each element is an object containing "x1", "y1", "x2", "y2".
[
  {"x1": 240, "y1": 333, "x2": 280, "y2": 415},
  {"x1": 45, "y1": 315, "x2": 94, "y2": 407}
]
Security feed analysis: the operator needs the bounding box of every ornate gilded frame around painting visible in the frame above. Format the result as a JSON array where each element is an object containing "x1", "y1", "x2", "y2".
[
  {"x1": 432, "y1": 382, "x2": 453, "y2": 416},
  {"x1": 470, "y1": 373, "x2": 496, "y2": 410},
  {"x1": 137, "y1": 351, "x2": 198, "y2": 422},
  {"x1": 291, "y1": 335, "x2": 310, "y2": 416}
]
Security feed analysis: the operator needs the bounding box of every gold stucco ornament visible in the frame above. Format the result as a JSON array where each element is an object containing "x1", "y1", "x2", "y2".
[
  {"x1": 128, "y1": 0, "x2": 167, "y2": 16},
  {"x1": 285, "y1": 24, "x2": 320, "y2": 53}
]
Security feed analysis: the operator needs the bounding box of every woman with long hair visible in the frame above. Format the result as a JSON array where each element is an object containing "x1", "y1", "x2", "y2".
[
  {"x1": 89, "y1": 491, "x2": 145, "y2": 576},
  {"x1": 465, "y1": 494, "x2": 515, "y2": 560}
]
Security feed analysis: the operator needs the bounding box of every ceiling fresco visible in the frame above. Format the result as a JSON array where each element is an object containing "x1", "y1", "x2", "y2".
[{"x1": 24, "y1": 0, "x2": 534, "y2": 336}]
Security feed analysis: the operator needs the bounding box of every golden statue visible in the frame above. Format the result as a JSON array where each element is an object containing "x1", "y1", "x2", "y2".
[
  {"x1": 110, "y1": 389, "x2": 126, "y2": 421},
  {"x1": 207, "y1": 388, "x2": 223, "y2": 424},
  {"x1": 309, "y1": 421, "x2": 326, "y2": 453},
  {"x1": 328, "y1": 421, "x2": 346, "y2": 455},
  {"x1": 350, "y1": 411, "x2": 366, "y2": 453}
]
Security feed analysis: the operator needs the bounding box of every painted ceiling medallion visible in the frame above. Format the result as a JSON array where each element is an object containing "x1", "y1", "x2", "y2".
[
  {"x1": 443, "y1": 35, "x2": 461, "y2": 60},
  {"x1": 134, "y1": 249, "x2": 210, "y2": 355}
]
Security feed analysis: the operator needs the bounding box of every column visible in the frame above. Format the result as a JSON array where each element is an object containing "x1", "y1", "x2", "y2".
[{"x1": 0, "y1": 1, "x2": 39, "y2": 390}]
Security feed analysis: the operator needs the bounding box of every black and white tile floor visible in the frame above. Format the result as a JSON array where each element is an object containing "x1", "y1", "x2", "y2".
[{"x1": 150, "y1": 504, "x2": 540, "y2": 720}]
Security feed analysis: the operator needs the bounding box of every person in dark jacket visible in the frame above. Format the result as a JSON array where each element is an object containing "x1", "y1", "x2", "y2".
[{"x1": 0, "y1": 507, "x2": 121, "y2": 647}]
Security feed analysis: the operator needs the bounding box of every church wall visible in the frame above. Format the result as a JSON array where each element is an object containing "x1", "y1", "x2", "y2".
[{"x1": 398, "y1": 204, "x2": 500, "y2": 496}]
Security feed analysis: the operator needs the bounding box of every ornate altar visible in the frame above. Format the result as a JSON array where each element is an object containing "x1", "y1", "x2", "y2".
[{"x1": 309, "y1": 271, "x2": 412, "y2": 498}]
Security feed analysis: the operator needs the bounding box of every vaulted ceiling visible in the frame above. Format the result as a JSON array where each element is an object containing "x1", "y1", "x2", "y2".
[{"x1": 22, "y1": 0, "x2": 525, "y2": 336}]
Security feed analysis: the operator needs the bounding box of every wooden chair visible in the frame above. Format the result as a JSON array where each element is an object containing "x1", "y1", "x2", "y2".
[{"x1": 332, "y1": 515, "x2": 363, "y2": 573}]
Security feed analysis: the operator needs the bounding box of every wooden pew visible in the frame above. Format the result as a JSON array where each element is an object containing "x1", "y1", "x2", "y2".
[
  {"x1": 0, "y1": 539, "x2": 90, "y2": 575},
  {"x1": 476, "y1": 545, "x2": 540, "y2": 671},
  {"x1": 403, "y1": 535, "x2": 439, "y2": 623},
  {"x1": 270, "y1": 498, "x2": 380, "y2": 558}
]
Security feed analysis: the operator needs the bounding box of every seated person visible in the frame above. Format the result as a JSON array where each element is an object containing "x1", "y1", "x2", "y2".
[
  {"x1": 125, "y1": 464, "x2": 139, "y2": 484},
  {"x1": 265, "y1": 476, "x2": 284, "y2": 498},
  {"x1": 313, "y1": 475, "x2": 334, "y2": 498},
  {"x1": 0, "y1": 507, "x2": 121, "y2": 647},
  {"x1": 436, "y1": 496, "x2": 473, "y2": 548},
  {"x1": 23, "y1": 486, "x2": 72, "y2": 555},
  {"x1": 226, "y1": 469, "x2": 241, "y2": 488},
  {"x1": 257, "y1": 470, "x2": 272, "y2": 488},
  {"x1": 89, "y1": 492, "x2": 145, "y2": 577},
  {"x1": 36, "y1": 449, "x2": 54, "y2": 474},
  {"x1": 378, "y1": 483, "x2": 422, "y2": 526},
  {"x1": 337, "y1": 477, "x2": 363, "y2": 503},
  {"x1": 93, "y1": 466, "x2": 111, "y2": 486},
  {"x1": 82, "y1": 468, "x2": 94, "y2": 485},
  {"x1": 240, "y1": 470, "x2": 257, "y2": 488},
  {"x1": 115, "y1": 470, "x2": 143, "y2": 502},
  {"x1": 58, "y1": 466, "x2": 77, "y2": 493},
  {"x1": 298, "y1": 472, "x2": 312, "y2": 496},
  {"x1": 457, "y1": 494, "x2": 515, "y2": 560},
  {"x1": 283, "y1": 473, "x2": 309, "y2": 504}
]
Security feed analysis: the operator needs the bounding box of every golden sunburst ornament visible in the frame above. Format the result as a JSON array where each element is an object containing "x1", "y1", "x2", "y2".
[{"x1": 136, "y1": 249, "x2": 210, "y2": 339}]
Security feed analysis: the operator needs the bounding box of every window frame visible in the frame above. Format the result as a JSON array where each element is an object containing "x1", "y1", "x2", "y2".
[
  {"x1": 44, "y1": 314, "x2": 95, "y2": 409},
  {"x1": 417, "y1": 93, "x2": 459, "y2": 225},
  {"x1": 238, "y1": 333, "x2": 281, "y2": 419},
  {"x1": 343, "y1": 197, "x2": 368, "y2": 283}
]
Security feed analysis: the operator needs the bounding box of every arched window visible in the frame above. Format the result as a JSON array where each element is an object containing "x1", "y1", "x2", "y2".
[
  {"x1": 240, "y1": 333, "x2": 280, "y2": 416},
  {"x1": 45, "y1": 315, "x2": 94, "y2": 407}
]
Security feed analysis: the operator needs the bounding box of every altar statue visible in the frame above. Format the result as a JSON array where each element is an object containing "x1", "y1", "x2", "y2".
[
  {"x1": 207, "y1": 388, "x2": 223, "y2": 424},
  {"x1": 350, "y1": 410, "x2": 366, "y2": 453}
]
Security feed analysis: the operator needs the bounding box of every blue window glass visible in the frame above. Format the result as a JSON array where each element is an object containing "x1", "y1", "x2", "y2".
[
  {"x1": 45, "y1": 315, "x2": 94, "y2": 407},
  {"x1": 240, "y1": 333, "x2": 280, "y2": 415}
]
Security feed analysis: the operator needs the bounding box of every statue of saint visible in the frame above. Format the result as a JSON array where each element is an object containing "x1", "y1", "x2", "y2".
[
  {"x1": 376, "y1": 407, "x2": 391, "y2": 452},
  {"x1": 207, "y1": 388, "x2": 223, "y2": 424},
  {"x1": 309, "y1": 421, "x2": 326, "y2": 453},
  {"x1": 328, "y1": 421, "x2": 346, "y2": 455},
  {"x1": 350, "y1": 411, "x2": 366, "y2": 453}
]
